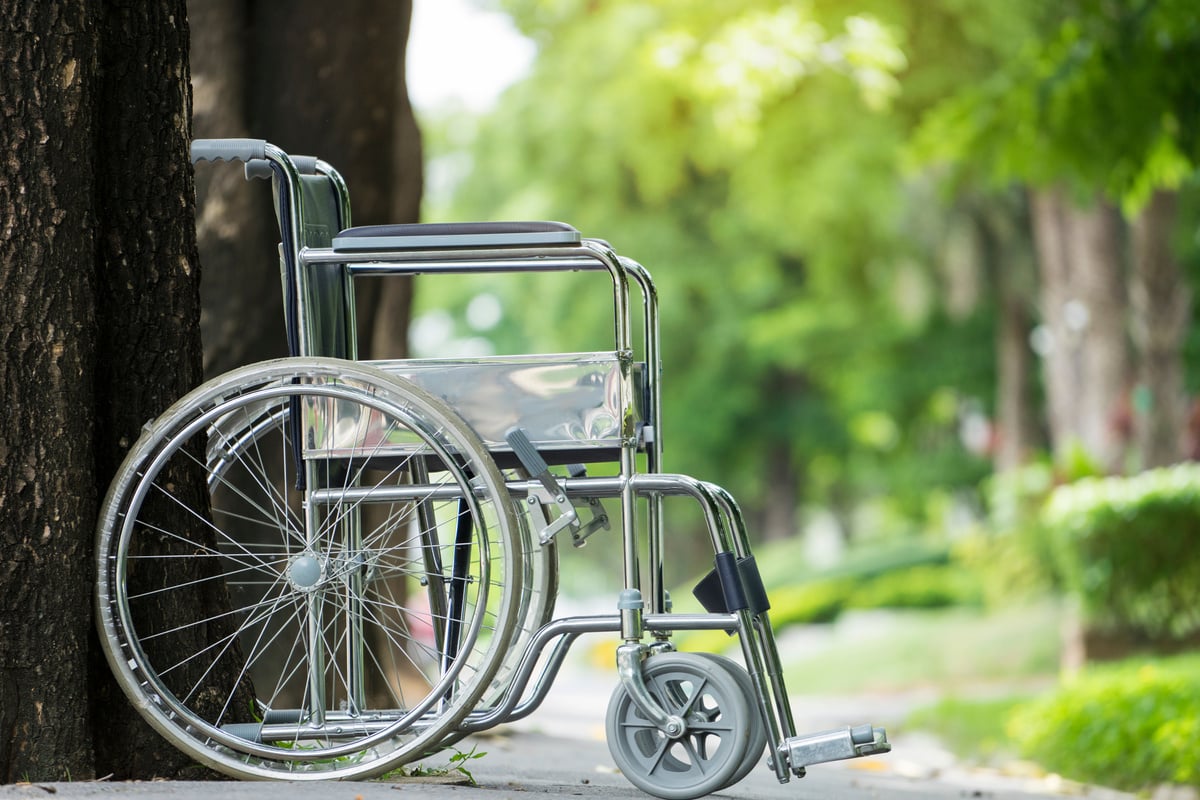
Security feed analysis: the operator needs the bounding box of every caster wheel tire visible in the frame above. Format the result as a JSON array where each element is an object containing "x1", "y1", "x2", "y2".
[
  {"x1": 606, "y1": 652, "x2": 754, "y2": 800},
  {"x1": 694, "y1": 653, "x2": 769, "y2": 788}
]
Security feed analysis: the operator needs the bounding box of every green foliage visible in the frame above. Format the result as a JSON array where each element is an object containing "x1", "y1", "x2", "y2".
[
  {"x1": 913, "y1": 0, "x2": 1200, "y2": 211},
  {"x1": 385, "y1": 744, "x2": 488, "y2": 785},
  {"x1": 955, "y1": 462, "x2": 1060, "y2": 607},
  {"x1": 430, "y1": 0, "x2": 1018, "y2": 538},
  {"x1": 848, "y1": 562, "x2": 981, "y2": 610},
  {"x1": 1042, "y1": 464, "x2": 1200, "y2": 641},
  {"x1": 770, "y1": 578, "x2": 858, "y2": 626},
  {"x1": 1008, "y1": 655, "x2": 1200, "y2": 789},
  {"x1": 767, "y1": 535, "x2": 953, "y2": 585},
  {"x1": 750, "y1": 542, "x2": 979, "y2": 628}
]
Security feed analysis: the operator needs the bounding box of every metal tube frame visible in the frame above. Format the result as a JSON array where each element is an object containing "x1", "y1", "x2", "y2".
[
  {"x1": 301, "y1": 238, "x2": 649, "y2": 606},
  {"x1": 253, "y1": 142, "x2": 810, "y2": 783},
  {"x1": 308, "y1": 472, "x2": 797, "y2": 781}
]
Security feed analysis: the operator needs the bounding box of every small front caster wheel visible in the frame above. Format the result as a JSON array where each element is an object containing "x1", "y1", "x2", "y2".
[
  {"x1": 606, "y1": 652, "x2": 754, "y2": 800},
  {"x1": 694, "y1": 653, "x2": 768, "y2": 787}
]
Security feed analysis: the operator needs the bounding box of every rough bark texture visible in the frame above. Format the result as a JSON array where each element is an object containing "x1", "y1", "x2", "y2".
[
  {"x1": 1, "y1": 0, "x2": 234, "y2": 779},
  {"x1": 1129, "y1": 190, "x2": 1189, "y2": 468},
  {"x1": 1030, "y1": 186, "x2": 1132, "y2": 472},
  {"x1": 88, "y1": 0, "x2": 217, "y2": 779},
  {"x1": 0, "y1": 1, "x2": 100, "y2": 781},
  {"x1": 192, "y1": 0, "x2": 420, "y2": 369}
]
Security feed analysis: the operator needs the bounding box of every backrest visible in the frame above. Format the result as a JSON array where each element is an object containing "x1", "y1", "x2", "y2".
[
  {"x1": 295, "y1": 172, "x2": 355, "y2": 359},
  {"x1": 271, "y1": 161, "x2": 355, "y2": 360}
]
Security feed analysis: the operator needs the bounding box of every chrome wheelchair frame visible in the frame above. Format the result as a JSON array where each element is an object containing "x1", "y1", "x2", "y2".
[{"x1": 93, "y1": 138, "x2": 888, "y2": 798}]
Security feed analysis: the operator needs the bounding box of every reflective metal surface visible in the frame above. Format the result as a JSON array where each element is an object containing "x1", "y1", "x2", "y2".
[{"x1": 384, "y1": 353, "x2": 643, "y2": 454}]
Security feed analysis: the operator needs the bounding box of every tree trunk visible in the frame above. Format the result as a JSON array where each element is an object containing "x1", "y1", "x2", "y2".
[
  {"x1": 191, "y1": 0, "x2": 421, "y2": 369},
  {"x1": 187, "y1": 0, "x2": 424, "y2": 733},
  {"x1": 190, "y1": 0, "x2": 284, "y2": 376},
  {"x1": 88, "y1": 2, "x2": 228, "y2": 778},
  {"x1": 1, "y1": 0, "x2": 223, "y2": 780},
  {"x1": 994, "y1": 263, "x2": 1039, "y2": 470},
  {"x1": 0, "y1": 2, "x2": 99, "y2": 781},
  {"x1": 1029, "y1": 186, "x2": 1131, "y2": 473},
  {"x1": 1129, "y1": 189, "x2": 1189, "y2": 468},
  {"x1": 758, "y1": 368, "x2": 806, "y2": 542},
  {"x1": 252, "y1": 0, "x2": 420, "y2": 360},
  {"x1": 760, "y1": 442, "x2": 800, "y2": 542}
]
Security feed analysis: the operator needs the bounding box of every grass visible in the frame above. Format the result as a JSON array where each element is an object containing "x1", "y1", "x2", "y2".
[
  {"x1": 779, "y1": 600, "x2": 1063, "y2": 695},
  {"x1": 905, "y1": 695, "x2": 1032, "y2": 762},
  {"x1": 381, "y1": 744, "x2": 487, "y2": 785}
]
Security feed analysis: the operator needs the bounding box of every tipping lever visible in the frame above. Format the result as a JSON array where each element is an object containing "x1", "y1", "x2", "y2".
[{"x1": 505, "y1": 427, "x2": 578, "y2": 544}]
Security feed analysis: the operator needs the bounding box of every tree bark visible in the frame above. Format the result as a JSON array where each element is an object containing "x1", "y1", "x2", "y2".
[
  {"x1": 88, "y1": 1, "x2": 225, "y2": 778},
  {"x1": 0, "y1": 2, "x2": 99, "y2": 781},
  {"x1": 1, "y1": 0, "x2": 220, "y2": 780},
  {"x1": 251, "y1": 0, "x2": 420, "y2": 360},
  {"x1": 190, "y1": 0, "x2": 284, "y2": 376},
  {"x1": 1129, "y1": 189, "x2": 1189, "y2": 468}
]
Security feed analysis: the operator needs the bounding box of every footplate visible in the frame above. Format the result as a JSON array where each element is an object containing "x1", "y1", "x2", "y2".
[{"x1": 783, "y1": 724, "x2": 890, "y2": 774}]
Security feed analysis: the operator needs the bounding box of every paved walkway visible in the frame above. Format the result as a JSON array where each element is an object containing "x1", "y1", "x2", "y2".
[
  {"x1": 0, "y1": 644, "x2": 1145, "y2": 799},
  {"x1": 0, "y1": 726, "x2": 1137, "y2": 800}
]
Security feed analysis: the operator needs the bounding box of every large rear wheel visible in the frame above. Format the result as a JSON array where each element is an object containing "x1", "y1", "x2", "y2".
[{"x1": 95, "y1": 358, "x2": 522, "y2": 779}]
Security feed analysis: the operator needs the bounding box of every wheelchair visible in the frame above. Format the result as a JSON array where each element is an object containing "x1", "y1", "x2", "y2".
[{"x1": 94, "y1": 139, "x2": 889, "y2": 798}]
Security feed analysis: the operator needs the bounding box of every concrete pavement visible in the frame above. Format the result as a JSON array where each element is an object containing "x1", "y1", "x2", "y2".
[
  {"x1": 0, "y1": 664, "x2": 1138, "y2": 800},
  {"x1": 0, "y1": 727, "x2": 1136, "y2": 800}
]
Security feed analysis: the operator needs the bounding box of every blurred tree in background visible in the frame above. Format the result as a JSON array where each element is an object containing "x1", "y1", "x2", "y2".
[
  {"x1": 409, "y1": 1, "x2": 1200, "y2": 558},
  {"x1": 191, "y1": 0, "x2": 421, "y2": 372},
  {"x1": 419, "y1": 0, "x2": 1059, "y2": 547},
  {"x1": 917, "y1": 0, "x2": 1200, "y2": 474}
]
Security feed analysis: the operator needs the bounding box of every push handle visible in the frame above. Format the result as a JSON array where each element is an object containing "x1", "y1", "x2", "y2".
[
  {"x1": 244, "y1": 159, "x2": 273, "y2": 181},
  {"x1": 190, "y1": 138, "x2": 267, "y2": 166},
  {"x1": 292, "y1": 155, "x2": 319, "y2": 174}
]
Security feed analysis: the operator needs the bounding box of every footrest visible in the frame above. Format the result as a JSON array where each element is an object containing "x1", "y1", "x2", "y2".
[{"x1": 783, "y1": 724, "x2": 890, "y2": 772}]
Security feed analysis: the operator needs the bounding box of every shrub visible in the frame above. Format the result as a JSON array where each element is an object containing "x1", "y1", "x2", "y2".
[
  {"x1": 1008, "y1": 656, "x2": 1200, "y2": 789},
  {"x1": 769, "y1": 577, "x2": 856, "y2": 626},
  {"x1": 958, "y1": 463, "x2": 1060, "y2": 607},
  {"x1": 846, "y1": 563, "x2": 982, "y2": 611},
  {"x1": 761, "y1": 562, "x2": 983, "y2": 630},
  {"x1": 1042, "y1": 464, "x2": 1200, "y2": 642}
]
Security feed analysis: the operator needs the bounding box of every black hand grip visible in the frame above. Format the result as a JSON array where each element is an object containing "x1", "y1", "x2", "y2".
[{"x1": 191, "y1": 138, "x2": 267, "y2": 166}]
